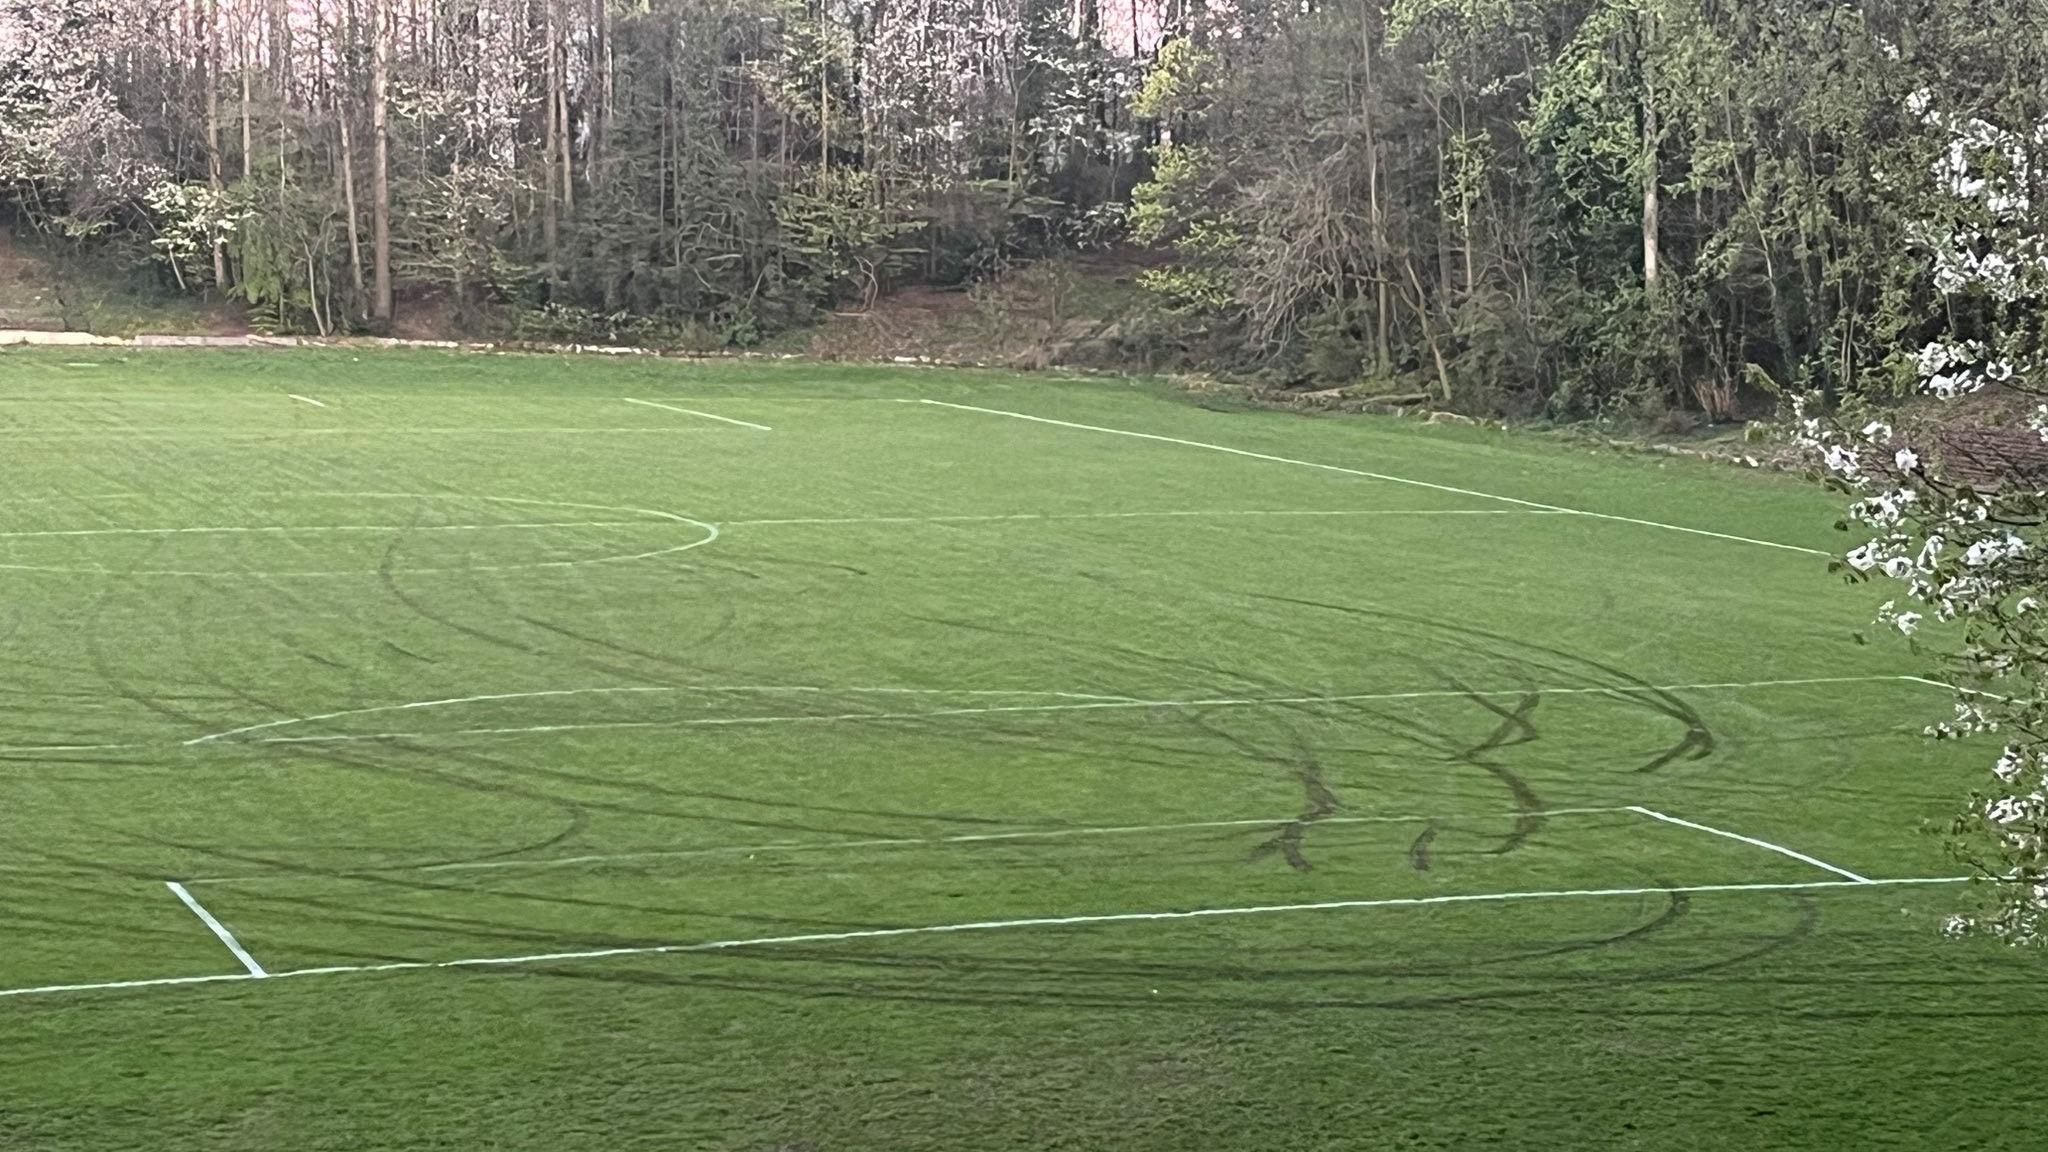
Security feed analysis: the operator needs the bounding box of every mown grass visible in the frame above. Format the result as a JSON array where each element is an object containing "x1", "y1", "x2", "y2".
[{"x1": 0, "y1": 348, "x2": 2038, "y2": 1150}]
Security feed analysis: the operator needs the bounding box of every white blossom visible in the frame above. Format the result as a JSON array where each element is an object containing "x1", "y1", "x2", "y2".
[{"x1": 1802, "y1": 89, "x2": 2048, "y2": 936}]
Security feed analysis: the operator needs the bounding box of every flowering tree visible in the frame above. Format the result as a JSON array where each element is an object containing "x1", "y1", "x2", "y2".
[
  {"x1": 0, "y1": 0, "x2": 161, "y2": 235},
  {"x1": 1801, "y1": 70, "x2": 2048, "y2": 943}
]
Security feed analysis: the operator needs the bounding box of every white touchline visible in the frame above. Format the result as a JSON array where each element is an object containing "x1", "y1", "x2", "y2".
[
  {"x1": 179, "y1": 806, "x2": 1636, "y2": 884},
  {"x1": 0, "y1": 875, "x2": 1974, "y2": 1001},
  {"x1": 1626, "y1": 806, "x2": 1871, "y2": 883},
  {"x1": 203, "y1": 675, "x2": 1922, "y2": 747},
  {"x1": 624, "y1": 397, "x2": 772, "y2": 431},
  {"x1": 1899, "y1": 673, "x2": 2017, "y2": 703},
  {"x1": 163, "y1": 881, "x2": 268, "y2": 977},
  {"x1": 915, "y1": 399, "x2": 1830, "y2": 556},
  {"x1": 286, "y1": 394, "x2": 326, "y2": 408},
  {"x1": 727, "y1": 508, "x2": 1571, "y2": 527}
]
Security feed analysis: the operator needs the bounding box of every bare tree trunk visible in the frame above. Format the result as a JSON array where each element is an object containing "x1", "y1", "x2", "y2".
[
  {"x1": 1361, "y1": 4, "x2": 1388, "y2": 377},
  {"x1": 371, "y1": 0, "x2": 393, "y2": 324},
  {"x1": 811, "y1": 28, "x2": 819, "y2": 179},
  {"x1": 557, "y1": 0, "x2": 573, "y2": 219},
  {"x1": 305, "y1": 244, "x2": 330, "y2": 336},
  {"x1": 557, "y1": 3, "x2": 574, "y2": 219},
  {"x1": 1640, "y1": 12, "x2": 1660, "y2": 289},
  {"x1": 239, "y1": 23, "x2": 252, "y2": 179},
  {"x1": 337, "y1": 81, "x2": 366, "y2": 299},
  {"x1": 271, "y1": 0, "x2": 291, "y2": 191},
  {"x1": 748, "y1": 50, "x2": 761, "y2": 166},
  {"x1": 1642, "y1": 120, "x2": 1659, "y2": 287},
  {"x1": 593, "y1": 0, "x2": 611, "y2": 185},
  {"x1": 1458, "y1": 94, "x2": 1475, "y2": 297},
  {"x1": 1404, "y1": 258, "x2": 1453, "y2": 404},
  {"x1": 271, "y1": 0, "x2": 291, "y2": 102},
  {"x1": 543, "y1": 0, "x2": 560, "y2": 267},
  {"x1": 326, "y1": 0, "x2": 364, "y2": 311},
  {"x1": 205, "y1": 0, "x2": 227, "y2": 287}
]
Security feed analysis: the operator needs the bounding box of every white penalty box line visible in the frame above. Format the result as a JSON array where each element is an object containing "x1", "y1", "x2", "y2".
[
  {"x1": 1626, "y1": 805, "x2": 1871, "y2": 884},
  {"x1": 914, "y1": 399, "x2": 1829, "y2": 556},
  {"x1": 177, "y1": 804, "x2": 1863, "y2": 887},
  {"x1": 623, "y1": 397, "x2": 772, "y2": 431},
  {"x1": 11, "y1": 798, "x2": 1922, "y2": 1002},
  {"x1": 2, "y1": 874, "x2": 1968, "y2": 1003},
  {"x1": 164, "y1": 881, "x2": 267, "y2": 977}
]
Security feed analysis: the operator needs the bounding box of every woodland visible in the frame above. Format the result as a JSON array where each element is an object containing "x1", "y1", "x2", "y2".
[{"x1": 3, "y1": 1, "x2": 2045, "y2": 418}]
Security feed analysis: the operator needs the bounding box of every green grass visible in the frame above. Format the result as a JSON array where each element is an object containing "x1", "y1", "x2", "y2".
[{"x1": 0, "y1": 347, "x2": 2038, "y2": 1150}]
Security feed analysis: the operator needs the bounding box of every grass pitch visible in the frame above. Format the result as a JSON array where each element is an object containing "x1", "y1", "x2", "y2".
[{"x1": 0, "y1": 347, "x2": 2040, "y2": 1149}]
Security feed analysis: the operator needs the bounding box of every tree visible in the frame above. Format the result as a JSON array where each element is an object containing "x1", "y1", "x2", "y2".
[
  {"x1": 370, "y1": 0, "x2": 392, "y2": 324},
  {"x1": 1801, "y1": 5, "x2": 2048, "y2": 942}
]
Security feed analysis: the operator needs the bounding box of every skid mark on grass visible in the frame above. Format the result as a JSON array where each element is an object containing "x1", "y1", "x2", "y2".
[
  {"x1": 1406, "y1": 821, "x2": 1439, "y2": 872},
  {"x1": 1248, "y1": 759, "x2": 1339, "y2": 872},
  {"x1": 1462, "y1": 691, "x2": 1545, "y2": 857}
]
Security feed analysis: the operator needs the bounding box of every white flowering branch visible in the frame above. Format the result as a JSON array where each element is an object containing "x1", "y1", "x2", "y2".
[{"x1": 1799, "y1": 89, "x2": 2048, "y2": 943}]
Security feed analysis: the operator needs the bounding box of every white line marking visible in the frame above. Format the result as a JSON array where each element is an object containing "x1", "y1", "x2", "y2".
[
  {"x1": 183, "y1": 685, "x2": 1130, "y2": 747},
  {"x1": 286, "y1": 394, "x2": 326, "y2": 408},
  {"x1": 204, "y1": 675, "x2": 1917, "y2": 747},
  {"x1": 180, "y1": 807, "x2": 1636, "y2": 884},
  {"x1": 163, "y1": 881, "x2": 268, "y2": 976},
  {"x1": 0, "y1": 492, "x2": 148, "y2": 506},
  {"x1": 916, "y1": 399, "x2": 1829, "y2": 556},
  {"x1": 0, "y1": 521, "x2": 648, "y2": 540},
  {"x1": 624, "y1": 397, "x2": 772, "y2": 431},
  {"x1": 728, "y1": 509, "x2": 1571, "y2": 527},
  {"x1": 0, "y1": 495, "x2": 718, "y2": 578},
  {"x1": 0, "y1": 972, "x2": 264, "y2": 998},
  {"x1": 0, "y1": 875, "x2": 1974, "y2": 1001},
  {"x1": 1626, "y1": 806, "x2": 1871, "y2": 883},
  {"x1": 0, "y1": 427, "x2": 720, "y2": 440},
  {"x1": 186, "y1": 686, "x2": 678, "y2": 746},
  {"x1": 0, "y1": 742, "x2": 144, "y2": 754},
  {"x1": 1899, "y1": 673, "x2": 2016, "y2": 702}
]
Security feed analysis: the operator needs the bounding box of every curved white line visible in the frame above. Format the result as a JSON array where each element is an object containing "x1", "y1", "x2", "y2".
[
  {"x1": 0, "y1": 522, "x2": 648, "y2": 539},
  {"x1": 0, "y1": 494, "x2": 717, "y2": 578},
  {"x1": 0, "y1": 492, "x2": 149, "y2": 506},
  {"x1": 186, "y1": 675, "x2": 1911, "y2": 748},
  {"x1": 185, "y1": 687, "x2": 677, "y2": 746},
  {"x1": 183, "y1": 686, "x2": 1149, "y2": 746}
]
